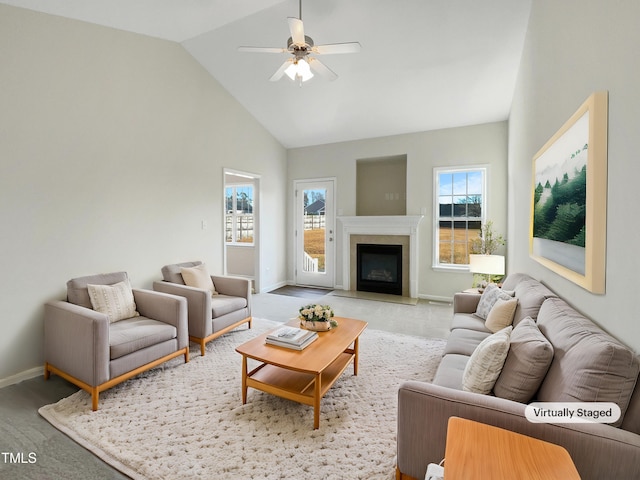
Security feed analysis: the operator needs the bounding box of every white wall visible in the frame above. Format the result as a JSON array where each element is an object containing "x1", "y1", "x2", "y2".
[
  {"x1": 508, "y1": 0, "x2": 640, "y2": 351},
  {"x1": 0, "y1": 5, "x2": 287, "y2": 382},
  {"x1": 287, "y1": 122, "x2": 508, "y2": 300}
]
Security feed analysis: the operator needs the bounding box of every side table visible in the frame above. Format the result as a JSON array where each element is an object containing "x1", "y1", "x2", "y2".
[{"x1": 444, "y1": 417, "x2": 580, "y2": 479}]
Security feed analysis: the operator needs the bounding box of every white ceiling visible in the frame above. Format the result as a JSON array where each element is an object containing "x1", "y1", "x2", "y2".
[{"x1": 2, "y1": 0, "x2": 532, "y2": 148}]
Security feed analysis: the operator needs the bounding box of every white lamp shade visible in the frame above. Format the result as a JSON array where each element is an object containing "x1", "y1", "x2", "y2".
[{"x1": 468, "y1": 254, "x2": 505, "y2": 275}]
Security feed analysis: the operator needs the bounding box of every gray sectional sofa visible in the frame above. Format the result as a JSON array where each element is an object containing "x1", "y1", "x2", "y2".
[{"x1": 396, "y1": 273, "x2": 640, "y2": 480}]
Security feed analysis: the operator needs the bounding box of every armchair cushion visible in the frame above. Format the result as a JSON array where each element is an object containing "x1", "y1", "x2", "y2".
[
  {"x1": 88, "y1": 280, "x2": 139, "y2": 323},
  {"x1": 161, "y1": 261, "x2": 202, "y2": 285},
  {"x1": 212, "y1": 295, "x2": 248, "y2": 318},
  {"x1": 67, "y1": 271, "x2": 129, "y2": 308},
  {"x1": 109, "y1": 317, "x2": 178, "y2": 360},
  {"x1": 180, "y1": 263, "x2": 217, "y2": 295}
]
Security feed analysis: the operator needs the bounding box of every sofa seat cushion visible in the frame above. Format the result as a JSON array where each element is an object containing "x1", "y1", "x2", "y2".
[
  {"x1": 493, "y1": 317, "x2": 554, "y2": 402},
  {"x1": 512, "y1": 279, "x2": 556, "y2": 326},
  {"x1": 444, "y1": 328, "x2": 492, "y2": 356},
  {"x1": 537, "y1": 298, "x2": 640, "y2": 427},
  {"x1": 109, "y1": 317, "x2": 177, "y2": 360},
  {"x1": 432, "y1": 354, "x2": 469, "y2": 390},
  {"x1": 211, "y1": 295, "x2": 248, "y2": 318},
  {"x1": 450, "y1": 313, "x2": 492, "y2": 333}
]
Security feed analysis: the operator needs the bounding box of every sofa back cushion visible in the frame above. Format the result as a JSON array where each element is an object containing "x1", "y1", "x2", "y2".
[
  {"x1": 501, "y1": 273, "x2": 535, "y2": 291},
  {"x1": 512, "y1": 279, "x2": 556, "y2": 326},
  {"x1": 493, "y1": 317, "x2": 554, "y2": 403},
  {"x1": 67, "y1": 271, "x2": 129, "y2": 308},
  {"x1": 161, "y1": 261, "x2": 202, "y2": 285},
  {"x1": 536, "y1": 297, "x2": 640, "y2": 427}
]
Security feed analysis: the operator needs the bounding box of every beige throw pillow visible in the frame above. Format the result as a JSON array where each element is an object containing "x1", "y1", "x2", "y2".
[
  {"x1": 180, "y1": 263, "x2": 217, "y2": 295},
  {"x1": 485, "y1": 297, "x2": 518, "y2": 333},
  {"x1": 87, "y1": 280, "x2": 139, "y2": 323},
  {"x1": 462, "y1": 326, "x2": 513, "y2": 394}
]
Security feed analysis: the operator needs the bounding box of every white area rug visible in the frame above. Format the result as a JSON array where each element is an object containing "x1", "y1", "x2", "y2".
[{"x1": 39, "y1": 318, "x2": 445, "y2": 479}]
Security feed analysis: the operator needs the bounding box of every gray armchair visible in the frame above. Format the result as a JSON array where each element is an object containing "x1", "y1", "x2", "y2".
[
  {"x1": 153, "y1": 261, "x2": 252, "y2": 356},
  {"x1": 44, "y1": 272, "x2": 189, "y2": 411}
]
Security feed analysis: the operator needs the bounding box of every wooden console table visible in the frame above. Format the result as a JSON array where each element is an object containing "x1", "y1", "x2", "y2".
[{"x1": 444, "y1": 417, "x2": 580, "y2": 479}]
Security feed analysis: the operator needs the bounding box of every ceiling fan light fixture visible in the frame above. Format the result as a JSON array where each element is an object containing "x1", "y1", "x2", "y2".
[{"x1": 285, "y1": 58, "x2": 313, "y2": 83}]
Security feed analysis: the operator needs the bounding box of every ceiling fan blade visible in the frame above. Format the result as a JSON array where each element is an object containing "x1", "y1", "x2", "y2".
[
  {"x1": 288, "y1": 17, "x2": 306, "y2": 46},
  {"x1": 238, "y1": 46, "x2": 287, "y2": 54},
  {"x1": 308, "y1": 57, "x2": 338, "y2": 81},
  {"x1": 269, "y1": 59, "x2": 294, "y2": 82},
  {"x1": 312, "y1": 42, "x2": 362, "y2": 55}
]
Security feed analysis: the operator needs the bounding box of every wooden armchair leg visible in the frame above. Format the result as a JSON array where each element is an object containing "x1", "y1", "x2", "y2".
[
  {"x1": 44, "y1": 363, "x2": 50, "y2": 380},
  {"x1": 91, "y1": 388, "x2": 99, "y2": 411}
]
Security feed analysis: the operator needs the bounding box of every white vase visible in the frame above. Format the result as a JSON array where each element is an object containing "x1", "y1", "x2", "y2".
[{"x1": 300, "y1": 320, "x2": 332, "y2": 331}]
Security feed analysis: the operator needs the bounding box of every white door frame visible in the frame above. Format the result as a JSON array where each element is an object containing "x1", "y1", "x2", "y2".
[{"x1": 294, "y1": 177, "x2": 336, "y2": 288}]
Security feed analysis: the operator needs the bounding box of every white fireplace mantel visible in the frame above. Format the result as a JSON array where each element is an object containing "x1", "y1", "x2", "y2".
[{"x1": 338, "y1": 215, "x2": 423, "y2": 298}]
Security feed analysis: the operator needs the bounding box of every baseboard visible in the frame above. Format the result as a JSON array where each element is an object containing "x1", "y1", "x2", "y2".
[
  {"x1": 0, "y1": 366, "x2": 42, "y2": 389},
  {"x1": 418, "y1": 293, "x2": 453, "y2": 304},
  {"x1": 258, "y1": 280, "x2": 288, "y2": 294}
]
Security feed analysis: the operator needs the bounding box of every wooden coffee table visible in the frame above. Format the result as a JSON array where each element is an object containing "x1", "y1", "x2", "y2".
[{"x1": 235, "y1": 317, "x2": 367, "y2": 429}]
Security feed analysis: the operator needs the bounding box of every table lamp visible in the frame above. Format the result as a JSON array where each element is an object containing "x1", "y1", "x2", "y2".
[{"x1": 469, "y1": 254, "x2": 505, "y2": 287}]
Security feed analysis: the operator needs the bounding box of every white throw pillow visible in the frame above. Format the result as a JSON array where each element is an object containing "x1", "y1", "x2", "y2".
[
  {"x1": 180, "y1": 263, "x2": 217, "y2": 295},
  {"x1": 87, "y1": 280, "x2": 139, "y2": 323},
  {"x1": 485, "y1": 297, "x2": 518, "y2": 333},
  {"x1": 475, "y1": 283, "x2": 513, "y2": 320},
  {"x1": 462, "y1": 326, "x2": 513, "y2": 394}
]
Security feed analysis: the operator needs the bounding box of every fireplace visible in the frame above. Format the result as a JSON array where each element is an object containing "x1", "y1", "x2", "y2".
[
  {"x1": 357, "y1": 244, "x2": 403, "y2": 295},
  {"x1": 339, "y1": 215, "x2": 423, "y2": 298}
]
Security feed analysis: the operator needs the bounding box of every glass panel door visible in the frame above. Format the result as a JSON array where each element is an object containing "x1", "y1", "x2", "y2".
[{"x1": 295, "y1": 179, "x2": 335, "y2": 288}]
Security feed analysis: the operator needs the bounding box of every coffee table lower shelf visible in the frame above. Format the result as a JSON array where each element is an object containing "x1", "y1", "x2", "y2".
[{"x1": 244, "y1": 351, "x2": 354, "y2": 428}]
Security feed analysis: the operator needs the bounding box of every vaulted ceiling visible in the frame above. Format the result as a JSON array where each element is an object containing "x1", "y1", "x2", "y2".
[{"x1": 1, "y1": 0, "x2": 532, "y2": 148}]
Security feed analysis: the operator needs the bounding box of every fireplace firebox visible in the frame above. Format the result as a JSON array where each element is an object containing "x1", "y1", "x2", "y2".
[{"x1": 356, "y1": 244, "x2": 403, "y2": 295}]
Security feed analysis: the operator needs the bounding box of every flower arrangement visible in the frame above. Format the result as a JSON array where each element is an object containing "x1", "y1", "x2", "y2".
[{"x1": 299, "y1": 304, "x2": 338, "y2": 330}]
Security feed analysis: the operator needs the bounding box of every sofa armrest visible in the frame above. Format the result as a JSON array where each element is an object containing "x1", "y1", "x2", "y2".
[
  {"x1": 452, "y1": 292, "x2": 481, "y2": 314},
  {"x1": 132, "y1": 289, "x2": 188, "y2": 349},
  {"x1": 152, "y1": 281, "x2": 211, "y2": 338},
  {"x1": 44, "y1": 301, "x2": 110, "y2": 386},
  {"x1": 397, "y1": 381, "x2": 640, "y2": 480}
]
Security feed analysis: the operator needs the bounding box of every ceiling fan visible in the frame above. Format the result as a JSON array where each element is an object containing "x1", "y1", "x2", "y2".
[{"x1": 238, "y1": 0, "x2": 361, "y2": 86}]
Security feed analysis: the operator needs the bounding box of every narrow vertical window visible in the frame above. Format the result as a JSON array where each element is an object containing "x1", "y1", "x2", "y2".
[{"x1": 434, "y1": 167, "x2": 485, "y2": 267}]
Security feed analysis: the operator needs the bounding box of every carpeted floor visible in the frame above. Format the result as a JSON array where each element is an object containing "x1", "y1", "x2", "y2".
[{"x1": 38, "y1": 318, "x2": 445, "y2": 480}]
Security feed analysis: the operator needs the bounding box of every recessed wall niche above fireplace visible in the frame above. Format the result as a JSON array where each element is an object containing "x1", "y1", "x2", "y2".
[{"x1": 357, "y1": 244, "x2": 403, "y2": 295}]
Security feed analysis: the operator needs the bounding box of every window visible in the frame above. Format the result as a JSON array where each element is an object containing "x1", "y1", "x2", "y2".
[
  {"x1": 434, "y1": 167, "x2": 486, "y2": 268},
  {"x1": 225, "y1": 185, "x2": 254, "y2": 245}
]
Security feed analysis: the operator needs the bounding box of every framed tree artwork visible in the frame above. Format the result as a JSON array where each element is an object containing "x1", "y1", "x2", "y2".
[{"x1": 530, "y1": 91, "x2": 608, "y2": 293}]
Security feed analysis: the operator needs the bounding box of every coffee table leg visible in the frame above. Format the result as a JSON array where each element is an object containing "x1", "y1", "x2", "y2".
[
  {"x1": 314, "y1": 373, "x2": 321, "y2": 429},
  {"x1": 241, "y1": 355, "x2": 248, "y2": 404},
  {"x1": 353, "y1": 337, "x2": 359, "y2": 376}
]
